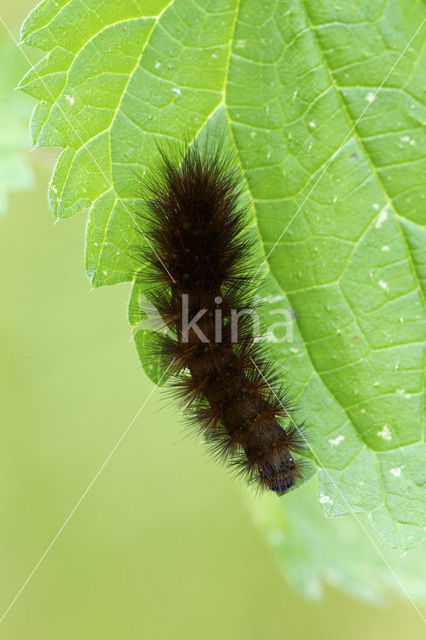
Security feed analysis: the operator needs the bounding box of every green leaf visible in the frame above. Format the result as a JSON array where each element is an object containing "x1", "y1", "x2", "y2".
[
  {"x1": 0, "y1": 40, "x2": 34, "y2": 213},
  {"x1": 248, "y1": 477, "x2": 426, "y2": 604},
  {"x1": 19, "y1": 0, "x2": 425, "y2": 554}
]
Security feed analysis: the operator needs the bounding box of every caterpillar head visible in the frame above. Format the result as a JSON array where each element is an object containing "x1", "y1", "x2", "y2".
[{"x1": 260, "y1": 455, "x2": 299, "y2": 494}]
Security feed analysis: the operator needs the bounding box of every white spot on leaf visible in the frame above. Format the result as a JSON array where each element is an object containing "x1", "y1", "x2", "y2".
[
  {"x1": 377, "y1": 425, "x2": 392, "y2": 441},
  {"x1": 378, "y1": 280, "x2": 389, "y2": 291},
  {"x1": 375, "y1": 209, "x2": 388, "y2": 228}
]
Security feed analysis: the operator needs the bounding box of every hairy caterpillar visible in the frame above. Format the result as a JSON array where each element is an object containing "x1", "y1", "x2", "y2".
[{"x1": 135, "y1": 141, "x2": 307, "y2": 493}]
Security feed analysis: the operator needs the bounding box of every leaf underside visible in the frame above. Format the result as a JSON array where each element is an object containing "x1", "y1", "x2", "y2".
[{"x1": 19, "y1": 0, "x2": 426, "y2": 552}]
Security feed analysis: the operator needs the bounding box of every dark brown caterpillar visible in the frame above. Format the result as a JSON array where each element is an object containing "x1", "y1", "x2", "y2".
[{"x1": 136, "y1": 141, "x2": 307, "y2": 492}]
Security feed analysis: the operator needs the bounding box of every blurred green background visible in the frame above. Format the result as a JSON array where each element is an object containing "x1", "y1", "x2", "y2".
[{"x1": 0, "y1": 2, "x2": 425, "y2": 638}]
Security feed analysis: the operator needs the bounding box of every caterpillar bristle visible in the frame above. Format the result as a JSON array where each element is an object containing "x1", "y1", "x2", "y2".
[{"x1": 134, "y1": 139, "x2": 308, "y2": 493}]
